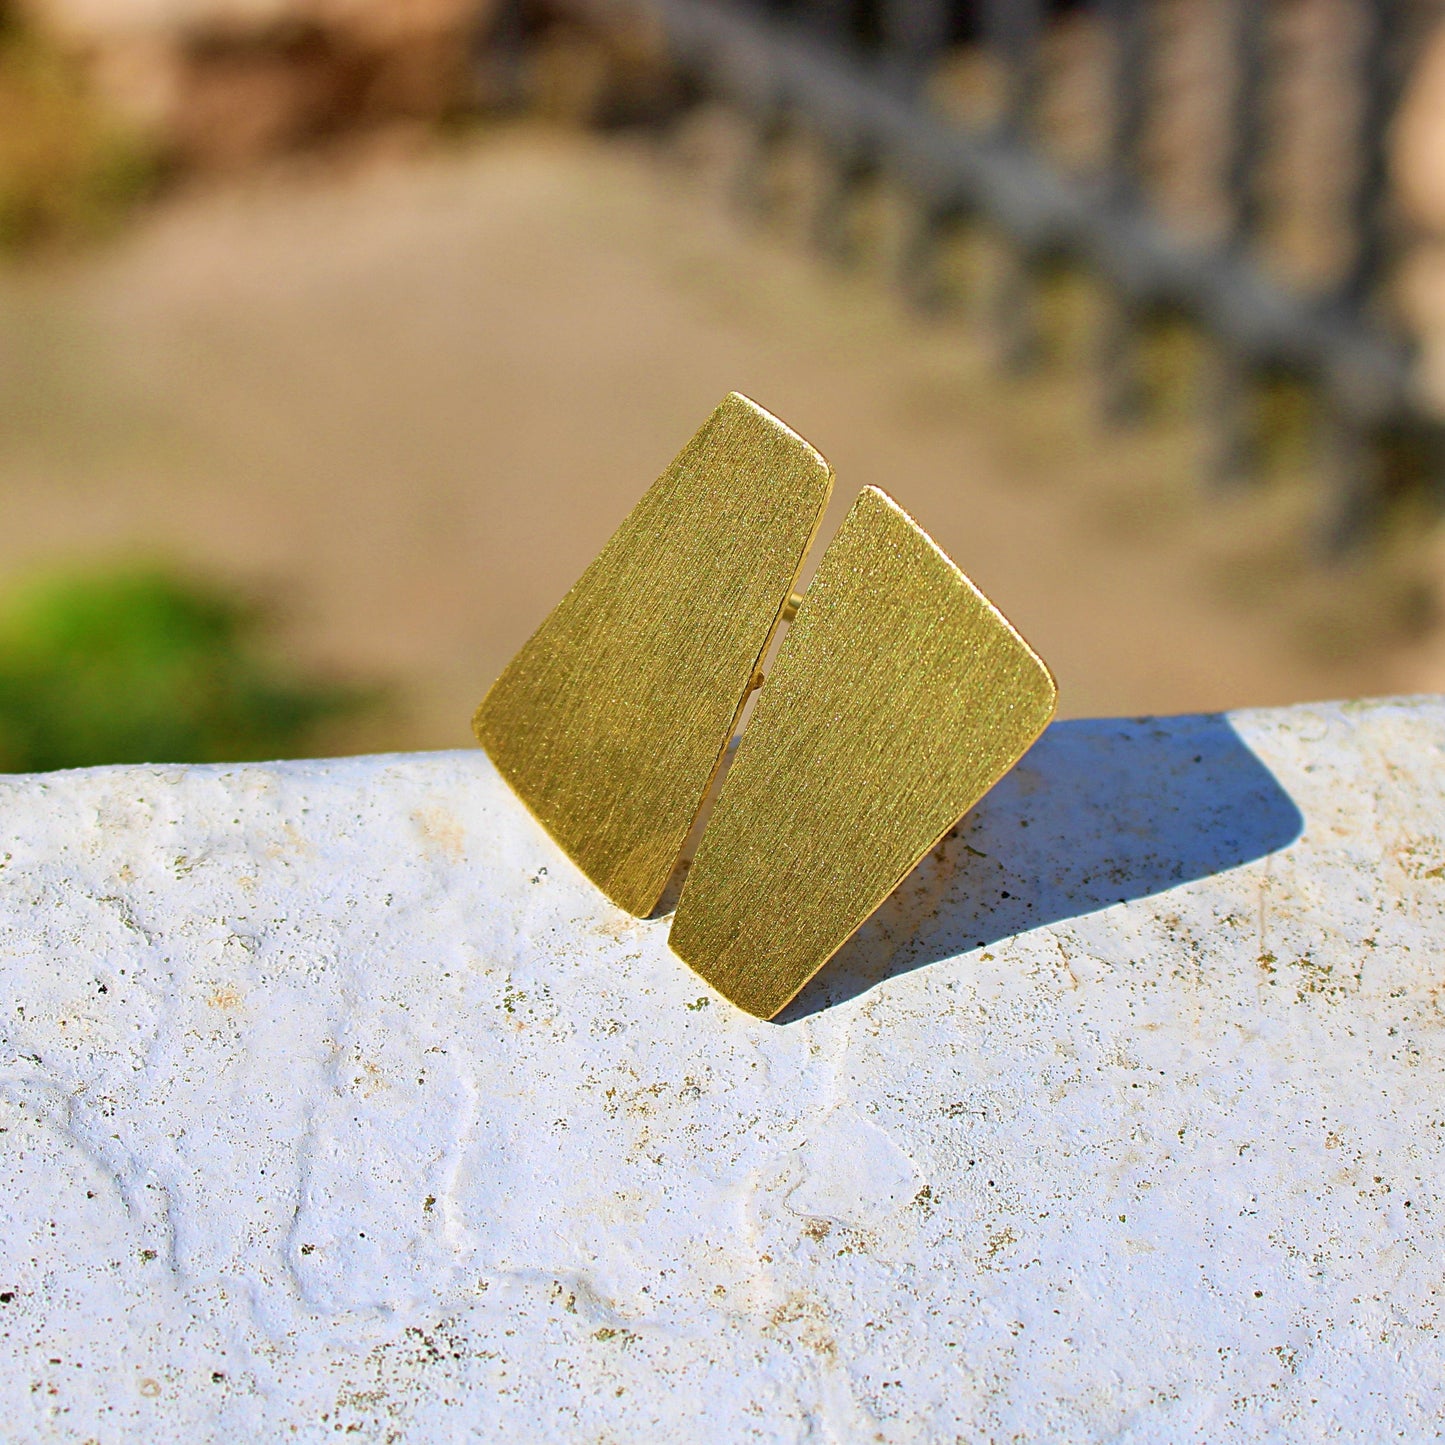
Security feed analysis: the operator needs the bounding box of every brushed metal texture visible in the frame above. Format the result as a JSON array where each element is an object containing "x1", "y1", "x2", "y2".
[
  {"x1": 670, "y1": 486, "x2": 1057, "y2": 1018},
  {"x1": 473, "y1": 393, "x2": 832, "y2": 917}
]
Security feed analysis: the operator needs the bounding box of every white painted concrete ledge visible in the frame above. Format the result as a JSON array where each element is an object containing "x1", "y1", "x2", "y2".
[{"x1": 2, "y1": 697, "x2": 1444, "y2": 1442}]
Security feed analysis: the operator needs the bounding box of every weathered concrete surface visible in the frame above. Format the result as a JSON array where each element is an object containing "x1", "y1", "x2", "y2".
[{"x1": 1, "y1": 697, "x2": 1443, "y2": 1441}]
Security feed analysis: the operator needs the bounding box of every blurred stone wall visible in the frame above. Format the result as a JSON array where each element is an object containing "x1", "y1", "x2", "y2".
[
  {"x1": 1393, "y1": 18, "x2": 1445, "y2": 419},
  {"x1": 18, "y1": 0, "x2": 486, "y2": 168}
]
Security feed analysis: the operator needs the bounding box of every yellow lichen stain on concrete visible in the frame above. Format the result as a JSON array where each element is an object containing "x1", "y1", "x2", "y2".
[
  {"x1": 264, "y1": 822, "x2": 313, "y2": 862},
  {"x1": 767, "y1": 1291, "x2": 838, "y2": 1359},
  {"x1": 353, "y1": 1060, "x2": 388, "y2": 1098},
  {"x1": 602, "y1": 1081, "x2": 668, "y2": 1120},
  {"x1": 1395, "y1": 835, "x2": 1445, "y2": 882},
  {"x1": 546, "y1": 1280, "x2": 578, "y2": 1313},
  {"x1": 412, "y1": 806, "x2": 465, "y2": 862},
  {"x1": 982, "y1": 1226, "x2": 1018, "y2": 1268},
  {"x1": 1292, "y1": 952, "x2": 1363, "y2": 1004},
  {"x1": 592, "y1": 1326, "x2": 639, "y2": 1346},
  {"x1": 830, "y1": 1226, "x2": 876, "y2": 1258},
  {"x1": 595, "y1": 911, "x2": 643, "y2": 943},
  {"x1": 207, "y1": 985, "x2": 242, "y2": 1011}
]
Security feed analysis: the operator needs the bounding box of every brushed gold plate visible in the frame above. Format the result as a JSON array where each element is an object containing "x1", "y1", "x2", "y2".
[
  {"x1": 473, "y1": 393, "x2": 833, "y2": 916},
  {"x1": 669, "y1": 486, "x2": 1057, "y2": 1019}
]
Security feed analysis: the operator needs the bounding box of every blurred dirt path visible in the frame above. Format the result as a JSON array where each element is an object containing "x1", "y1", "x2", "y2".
[{"x1": 0, "y1": 121, "x2": 1441, "y2": 753}]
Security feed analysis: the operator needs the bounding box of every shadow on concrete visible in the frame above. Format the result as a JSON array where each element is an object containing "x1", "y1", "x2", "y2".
[{"x1": 777, "y1": 713, "x2": 1305, "y2": 1024}]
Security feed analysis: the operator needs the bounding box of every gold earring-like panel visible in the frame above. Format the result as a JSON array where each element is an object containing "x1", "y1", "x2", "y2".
[
  {"x1": 473, "y1": 393, "x2": 833, "y2": 917},
  {"x1": 669, "y1": 486, "x2": 1057, "y2": 1019}
]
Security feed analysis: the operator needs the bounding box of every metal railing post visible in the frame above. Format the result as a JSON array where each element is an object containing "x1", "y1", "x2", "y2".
[
  {"x1": 1321, "y1": 0, "x2": 1411, "y2": 552},
  {"x1": 985, "y1": 0, "x2": 1045, "y2": 370},
  {"x1": 1208, "y1": 0, "x2": 1270, "y2": 485},
  {"x1": 1097, "y1": 0, "x2": 1150, "y2": 421}
]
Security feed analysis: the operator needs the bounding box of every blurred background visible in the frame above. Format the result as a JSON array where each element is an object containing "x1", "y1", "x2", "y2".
[{"x1": 4, "y1": 0, "x2": 1445, "y2": 770}]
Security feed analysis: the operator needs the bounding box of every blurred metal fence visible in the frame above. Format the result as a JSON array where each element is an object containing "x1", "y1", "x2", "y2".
[{"x1": 482, "y1": 0, "x2": 1445, "y2": 551}]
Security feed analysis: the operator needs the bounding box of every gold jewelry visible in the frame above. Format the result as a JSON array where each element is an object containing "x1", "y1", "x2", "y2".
[
  {"x1": 475, "y1": 395, "x2": 1055, "y2": 1017},
  {"x1": 473, "y1": 393, "x2": 832, "y2": 918}
]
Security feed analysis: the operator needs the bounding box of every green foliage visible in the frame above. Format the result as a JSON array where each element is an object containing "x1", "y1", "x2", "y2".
[{"x1": 0, "y1": 565, "x2": 373, "y2": 773}]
